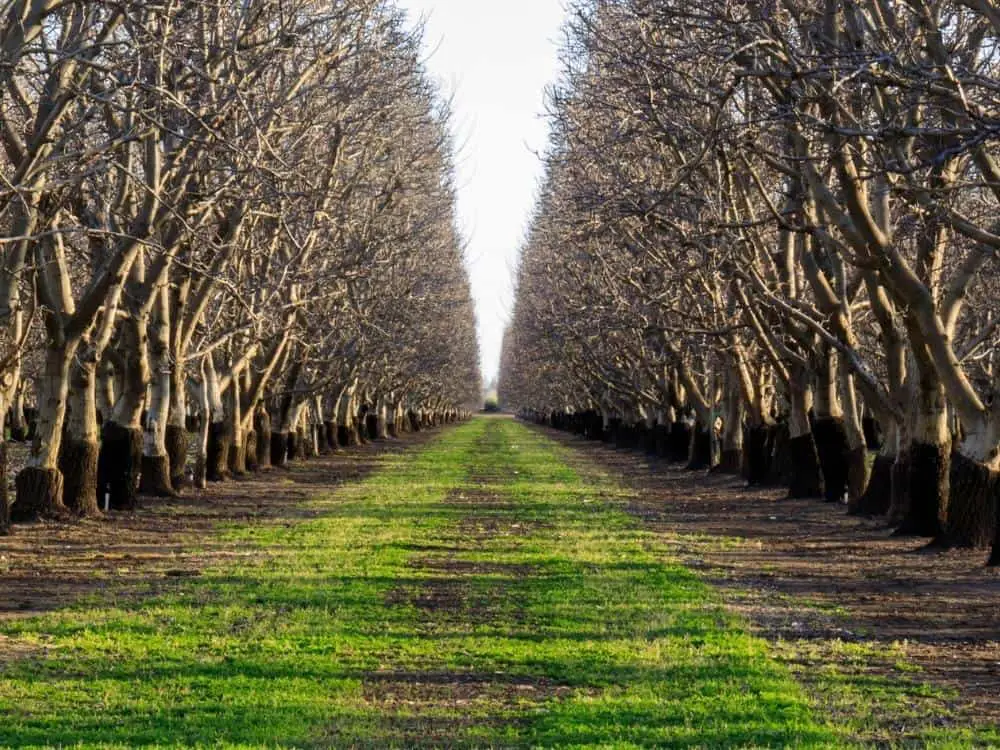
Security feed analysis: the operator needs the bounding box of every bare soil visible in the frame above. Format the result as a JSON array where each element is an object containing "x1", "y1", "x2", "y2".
[{"x1": 536, "y1": 425, "x2": 1000, "y2": 735}]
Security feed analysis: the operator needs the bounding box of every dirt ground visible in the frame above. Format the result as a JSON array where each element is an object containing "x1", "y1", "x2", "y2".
[
  {"x1": 536, "y1": 425, "x2": 1000, "y2": 737},
  {"x1": 0, "y1": 432, "x2": 440, "y2": 627}
]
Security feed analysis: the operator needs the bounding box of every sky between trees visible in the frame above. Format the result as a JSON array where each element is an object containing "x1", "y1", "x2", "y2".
[{"x1": 401, "y1": 0, "x2": 566, "y2": 380}]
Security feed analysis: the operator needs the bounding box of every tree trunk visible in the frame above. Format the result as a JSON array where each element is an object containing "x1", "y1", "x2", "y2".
[
  {"x1": 686, "y1": 421, "x2": 712, "y2": 471},
  {"x1": 0, "y1": 441, "x2": 8, "y2": 535},
  {"x1": 271, "y1": 430, "x2": 289, "y2": 467},
  {"x1": 165, "y1": 423, "x2": 188, "y2": 490},
  {"x1": 812, "y1": 351, "x2": 849, "y2": 503},
  {"x1": 60, "y1": 436, "x2": 100, "y2": 517},
  {"x1": 812, "y1": 417, "x2": 851, "y2": 503},
  {"x1": 96, "y1": 360, "x2": 115, "y2": 429},
  {"x1": 896, "y1": 380, "x2": 950, "y2": 538},
  {"x1": 226, "y1": 380, "x2": 246, "y2": 476},
  {"x1": 207, "y1": 421, "x2": 233, "y2": 482},
  {"x1": 743, "y1": 423, "x2": 775, "y2": 485},
  {"x1": 60, "y1": 360, "x2": 100, "y2": 516},
  {"x1": 943, "y1": 451, "x2": 997, "y2": 549},
  {"x1": 852, "y1": 421, "x2": 898, "y2": 517},
  {"x1": 0, "y1": 395, "x2": 9, "y2": 532},
  {"x1": 254, "y1": 406, "x2": 272, "y2": 470},
  {"x1": 192, "y1": 365, "x2": 210, "y2": 490},
  {"x1": 204, "y1": 357, "x2": 230, "y2": 482},
  {"x1": 717, "y1": 391, "x2": 743, "y2": 474},
  {"x1": 786, "y1": 372, "x2": 824, "y2": 499},
  {"x1": 840, "y1": 369, "x2": 871, "y2": 506},
  {"x1": 166, "y1": 358, "x2": 188, "y2": 491},
  {"x1": 324, "y1": 420, "x2": 338, "y2": 451},
  {"x1": 337, "y1": 386, "x2": 360, "y2": 446},
  {"x1": 244, "y1": 429, "x2": 258, "y2": 472},
  {"x1": 97, "y1": 421, "x2": 143, "y2": 511},
  {"x1": 99, "y1": 317, "x2": 148, "y2": 511},
  {"x1": 9, "y1": 384, "x2": 26, "y2": 442},
  {"x1": 767, "y1": 422, "x2": 793, "y2": 486},
  {"x1": 14, "y1": 344, "x2": 75, "y2": 520},
  {"x1": 140, "y1": 284, "x2": 175, "y2": 497},
  {"x1": 376, "y1": 395, "x2": 390, "y2": 440},
  {"x1": 669, "y1": 420, "x2": 691, "y2": 462}
]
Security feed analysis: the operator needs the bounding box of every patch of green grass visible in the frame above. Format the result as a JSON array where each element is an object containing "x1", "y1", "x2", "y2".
[{"x1": 0, "y1": 417, "x2": 994, "y2": 748}]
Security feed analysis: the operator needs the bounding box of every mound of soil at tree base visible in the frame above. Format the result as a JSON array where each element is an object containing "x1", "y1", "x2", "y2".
[{"x1": 532, "y1": 423, "x2": 1000, "y2": 740}]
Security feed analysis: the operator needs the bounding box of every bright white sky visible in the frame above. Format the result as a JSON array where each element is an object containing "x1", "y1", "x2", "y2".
[{"x1": 400, "y1": 0, "x2": 567, "y2": 384}]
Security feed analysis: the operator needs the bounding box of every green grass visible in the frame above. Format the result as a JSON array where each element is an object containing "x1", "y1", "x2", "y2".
[{"x1": 0, "y1": 418, "x2": 994, "y2": 748}]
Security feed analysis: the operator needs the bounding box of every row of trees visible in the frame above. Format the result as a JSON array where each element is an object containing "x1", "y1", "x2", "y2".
[
  {"x1": 0, "y1": 0, "x2": 480, "y2": 533},
  {"x1": 500, "y1": 0, "x2": 1000, "y2": 563}
]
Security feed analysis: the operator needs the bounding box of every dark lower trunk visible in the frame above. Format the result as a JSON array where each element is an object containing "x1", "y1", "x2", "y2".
[
  {"x1": 24, "y1": 409, "x2": 37, "y2": 442},
  {"x1": 716, "y1": 447, "x2": 742, "y2": 474},
  {"x1": 641, "y1": 426, "x2": 658, "y2": 456},
  {"x1": 669, "y1": 422, "x2": 690, "y2": 462},
  {"x1": 941, "y1": 452, "x2": 996, "y2": 549},
  {"x1": 206, "y1": 421, "x2": 232, "y2": 482},
  {"x1": 888, "y1": 452, "x2": 911, "y2": 525},
  {"x1": 862, "y1": 416, "x2": 883, "y2": 451},
  {"x1": 12, "y1": 467, "x2": 65, "y2": 522},
  {"x1": 59, "y1": 438, "x2": 100, "y2": 516},
  {"x1": 408, "y1": 411, "x2": 421, "y2": 432},
  {"x1": 140, "y1": 454, "x2": 176, "y2": 497},
  {"x1": 324, "y1": 421, "x2": 338, "y2": 452},
  {"x1": 743, "y1": 425, "x2": 772, "y2": 486},
  {"x1": 653, "y1": 425, "x2": 669, "y2": 458},
  {"x1": 851, "y1": 454, "x2": 892, "y2": 516},
  {"x1": 254, "y1": 411, "x2": 272, "y2": 470},
  {"x1": 366, "y1": 414, "x2": 379, "y2": 441},
  {"x1": 166, "y1": 424, "x2": 188, "y2": 491},
  {"x1": 287, "y1": 430, "x2": 299, "y2": 460},
  {"x1": 847, "y1": 446, "x2": 870, "y2": 507},
  {"x1": 97, "y1": 422, "x2": 142, "y2": 511},
  {"x1": 787, "y1": 433, "x2": 824, "y2": 499},
  {"x1": 812, "y1": 416, "x2": 850, "y2": 503},
  {"x1": 228, "y1": 436, "x2": 247, "y2": 476},
  {"x1": 296, "y1": 428, "x2": 309, "y2": 459},
  {"x1": 686, "y1": 426, "x2": 712, "y2": 471},
  {"x1": 245, "y1": 430, "x2": 259, "y2": 472},
  {"x1": 767, "y1": 423, "x2": 793, "y2": 486},
  {"x1": 270, "y1": 431, "x2": 289, "y2": 467},
  {"x1": 0, "y1": 442, "x2": 7, "y2": 534},
  {"x1": 894, "y1": 441, "x2": 947, "y2": 538},
  {"x1": 337, "y1": 424, "x2": 352, "y2": 447}
]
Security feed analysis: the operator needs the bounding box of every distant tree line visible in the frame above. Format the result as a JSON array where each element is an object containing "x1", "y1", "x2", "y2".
[
  {"x1": 500, "y1": 0, "x2": 1000, "y2": 563},
  {"x1": 0, "y1": 0, "x2": 480, "y2": 533}
]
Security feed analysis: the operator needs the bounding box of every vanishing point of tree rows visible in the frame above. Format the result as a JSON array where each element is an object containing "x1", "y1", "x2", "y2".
[
  {"x1": 500, "y1": 0, "x2": 1000, "y2": 564},
  {"x1": 0, "y1": 0, "x2": 481, "y2": 533}
]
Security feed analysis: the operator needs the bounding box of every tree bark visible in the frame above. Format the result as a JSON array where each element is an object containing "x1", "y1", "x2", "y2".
[
  {"x1": 786, "y1": 369, "x2": 824, "y2": 499},
  {"x1": 254, "y1": 406, "x2": 272, "y2": 470},
  {"x1": 14, "y1": 344, "x2": 74, "y2": 520},
  {"x1": 99, "y1": 317, "x2": 148, "y2": 511},
  {"x1": 140, "y1": 286, "x2": 176, "y2": 498},
  {"x1": 897, "y1": 370, "x2": 950, "y2": 538},
  {"x1": 60, "y1": 362, "x2": 100, "y2": 517},
  {"x1": 204, "y1": 357, "x2": 230, "y2": 482}
]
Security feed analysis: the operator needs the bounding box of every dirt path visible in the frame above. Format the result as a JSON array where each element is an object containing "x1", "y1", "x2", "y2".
[{"x1": 534, "y1": 423, "x2": 1000, "y2": 735}]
